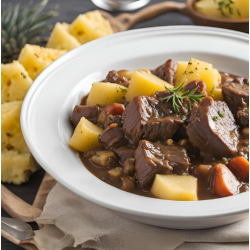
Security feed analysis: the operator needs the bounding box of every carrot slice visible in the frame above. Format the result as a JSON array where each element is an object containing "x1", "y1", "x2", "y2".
[
  {"x1": 211, "y1": 163, "x2": 240, "y2": 198},
  {"x1": 227, "y1": 156, "x2": 249, "y2": 180}
]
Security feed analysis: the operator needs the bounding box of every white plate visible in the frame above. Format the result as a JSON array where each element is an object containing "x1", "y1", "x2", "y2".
[{"x1": 21, "y1": 26, "x2": 249, "y2": 229}]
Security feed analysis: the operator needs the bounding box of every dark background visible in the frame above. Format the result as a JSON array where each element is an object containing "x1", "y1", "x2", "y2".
[{"x1": 2, "y1": 0, "x2": 193, "y2": 249}]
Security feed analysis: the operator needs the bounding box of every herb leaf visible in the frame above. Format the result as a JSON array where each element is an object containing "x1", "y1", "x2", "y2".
[{"x1": 163, "y1": 83, "x2": 205, "y2": 113}]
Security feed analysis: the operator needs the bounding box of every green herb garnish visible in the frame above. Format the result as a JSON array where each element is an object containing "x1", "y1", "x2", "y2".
[
  {"x1": 213, "y1": 116, "x2": 218, "y2": 121},
  {"x1": 21, "y1": 72, "x2": 26, "y2": 78},
  {"x1": 163, "y1": 82, "x2": 205, "y2": 113},
  {"x1": 215, "y1": 0, "x2": 239, "y2": 17},
  {"x1": 218, "y1": 111, "x2": 224, "y2": 118},
  {"x1": 96, "y1": 104, "x2": 105, "y2": 108},
  {"x1": 119, "y1": 86, "x2": 127, "y2": 93}
]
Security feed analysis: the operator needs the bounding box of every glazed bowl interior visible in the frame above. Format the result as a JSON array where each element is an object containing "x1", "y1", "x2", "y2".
[{"x1": 21, "y1": 26, "x2": 249, "y2": 229}]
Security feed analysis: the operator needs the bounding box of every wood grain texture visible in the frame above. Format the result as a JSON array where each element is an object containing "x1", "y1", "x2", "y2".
[{"x1": 1, "y1": 185, "x2": 42, "y2": 222}]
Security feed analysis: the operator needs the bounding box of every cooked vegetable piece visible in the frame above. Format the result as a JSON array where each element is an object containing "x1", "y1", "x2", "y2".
[
  {"x1": 151, "y1": 175, "x2": 198, "y2": 201},
  {"x1": 69, "y1": 117, "x2": 103, "y2": 152},
  {"x1": 86, "y1": 82, "x2": 127, "y2": 106},
  {"x1": 90, "y1": 150, "x2": 117, "y2": 167},
  {"x1": 227, "y1": 156, "x2": 249, "y2": 180},
  {"x1": 211, "y1": 163, "x2": 240, "y2": 197},
  {"x1": 177, "y1": 58, "x2": 223, "y2": 100},
  {"x1": 69, "y1": 11, "x2": 113, "y2": 44},
  {"x1": 47, "y1": 22, "x2": 81, "y2": 51},
  {"x1": 195, "y1": 0, "x2": 249, "y2": 19},
  {"x1": 125, "y1": 70, "x2": 173, "y2": 103},
  {"x1": 108, "y1": 167, "x2": 123, "y2": 178},
  {"x1": 174, "y1": 61, "x2": 188, "y2": 85},
  {"x1": 193, "y1": 164, "x2": 212, "y2": 179},
  {"x1": 121, "y1": 176, "x2": 136, "y2": 192},
  {"x1": 117, "y1": 70, "x2": 135, "y2": 80},
  {"x1": 98, "y1": 103, "x2": 125, "y2": 126}
]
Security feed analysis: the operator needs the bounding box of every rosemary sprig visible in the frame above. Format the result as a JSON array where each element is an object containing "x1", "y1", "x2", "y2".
[{"x1": 163, "y1": 82, "x2": 205, "y2": 113}]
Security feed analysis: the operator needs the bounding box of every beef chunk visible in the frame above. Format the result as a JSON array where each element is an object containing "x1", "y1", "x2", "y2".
[
  {"x1": 105, "y1": 70, "x2": 130, "y2": 87},
  {"x1": 183, "y1": 80, "x2": 207, "y2": 96},
  {"x1": 71, "y1": 105, "x2": 101, "y2": 127},
  {"x1": 99, "y1": 124, "x2": 134, "y2": 164},
  {"x1": 135, "y1": 140, "x2": 190, "y2": 188},
  {"x1": 187, "y1": 97, "x2": 239, "y2": 158},
  {"x1": 115, "y1": 147, "x2": 136, "y2": 164},
  {"x1": 122, "y1": 95, "x2": 184, "y2": 145},
  {"x1": 222, "y1": 81, "x2": 249, "y2": 115},
  {"x1": 237, "y1": 107, "x2": 249, "y2": 127},
  {"x1": 99, "y1": 123, "x2": 129, "y2": 149},
  {"x1": 153, "y1": 59, "x2": 177, "y2": 85}
]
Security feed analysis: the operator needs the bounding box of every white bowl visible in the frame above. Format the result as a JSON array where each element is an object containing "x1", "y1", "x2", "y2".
[{"x1": 21, "y1": 26, "x2": 249, "y2": 229}]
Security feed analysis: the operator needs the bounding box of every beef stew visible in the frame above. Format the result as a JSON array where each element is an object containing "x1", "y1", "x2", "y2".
[{"x1": 69, "y1": 58, "x2": 249, "y2": 201}]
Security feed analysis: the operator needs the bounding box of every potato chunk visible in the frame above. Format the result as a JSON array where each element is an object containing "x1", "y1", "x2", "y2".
[
  {"x1": 90, "y1": 150, "x2": 117, "y2": 167},
  {"x1": 1, "y1": 61, "x2": 33, "y2": 103},
  {"x1": 69, "y1": 117, "x2": 103, "y2": 152},
  {"x1": 69, "y1": 10, "x2": 113, "y2": 44},
  {"x1": 1, "y1": 101, "x2": 29, "y2": 153},
  {"x1": 86, "y1": 82, "x2": 127, "y2": 106},
  {"x1": 47, "y1": 22, "x2": 81, "y2": 51},
  {"x1": 174, "y1": 61, "x2": 188, "y2": 85},
  {"x1": 177, "y1": 58, "x2": 223, "y2": 100},
  {"x1": 125, "y1": 71, "x2": 173, "y2": 103},
  {"x1": 151, "y1": 174, "x2": 198, "y2": 201}
]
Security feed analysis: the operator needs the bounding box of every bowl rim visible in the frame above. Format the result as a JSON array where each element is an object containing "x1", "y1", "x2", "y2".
[{"x1": 21, "y1": 25, "x2": 249, "y2": 221}]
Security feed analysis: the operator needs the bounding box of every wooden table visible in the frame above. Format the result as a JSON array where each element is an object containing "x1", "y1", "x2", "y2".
[{"x1": 1, "y1": 0, "x2": 193, "y2": 249}]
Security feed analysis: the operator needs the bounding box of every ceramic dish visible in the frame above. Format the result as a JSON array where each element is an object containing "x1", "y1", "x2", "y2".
[{"x1": 21, "y1": 26, "x2": 249, "y2": 229}]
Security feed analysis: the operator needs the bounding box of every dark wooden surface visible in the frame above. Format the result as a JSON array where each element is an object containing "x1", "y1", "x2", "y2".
[{"x1": 1, "y1": 0, "x2": 193, "y2": 249}]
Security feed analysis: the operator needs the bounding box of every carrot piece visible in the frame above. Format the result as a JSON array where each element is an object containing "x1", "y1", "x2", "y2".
[
  {"x1": 211, "y1": 163, "x2": 240, "y2": 198},
  {"x1": 227, "y1": 156, "x2": 249, "y2": 180}
]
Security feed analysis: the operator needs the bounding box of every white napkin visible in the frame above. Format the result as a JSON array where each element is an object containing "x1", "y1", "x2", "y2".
[{"x1": 34, "y1": 183, "x2": 249, "y2": 250}]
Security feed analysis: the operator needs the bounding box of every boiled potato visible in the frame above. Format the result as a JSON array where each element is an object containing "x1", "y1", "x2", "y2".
[
  {"x1": 69, "y1": 10, "x2": 113, "y2": 44},
  {"x1": 125, "y1": 70, "x2": 173, "y2": 103},
  {"x1": 1, "y1": 101, "x2": 29, "y2": 153},
  {"x1": 195, "y1": 0, "x2": 249, "y2": 19},
  {"x1": 177, "y1": 58, "x2": 223, "y2": 100},
  {"x1": 90, "y1": 150, "x2": 117, "y2": 167},
  {"x1": 18, "y1": 44, "x2": 66, "y2": 80},
  {"x1": 1, "y1": 150, "x2": 37, "y2": 185},
  {"x1": 151, "y1": 174, "x2": 198, "y2": 201},
  {"x1": 1, "y1": 61, "x2": 33, "y2": 103},
  {"x1": 174, "y1": 61, "x2": 188, "y2": 85},
  {"x1": 86, "y1": 82, "x2": 127, "y2": 106},
  {"x1": 47, "y1": 22, "x2": 81, "y2": 51},
  {"x1": 70, "y1": 117, "x2": 103, "y2": 152}
]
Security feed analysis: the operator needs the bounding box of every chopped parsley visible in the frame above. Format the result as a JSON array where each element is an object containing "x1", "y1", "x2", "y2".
[
  {"x1": 21, "y1": 72, "x2": 26, "y2": 78},
  {"x1": 213, "y1": 116, "x2": 218, "y2": 121},
  {"x1": 96, "y1": 104, "x2": 105, "y2": 108},
  {"x1": 218, "y1": 111, "x2": 224, "y2": 118}
]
